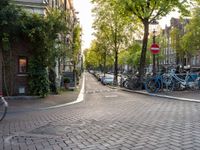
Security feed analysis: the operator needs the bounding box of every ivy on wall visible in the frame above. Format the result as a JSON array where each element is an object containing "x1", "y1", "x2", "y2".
[{"x1": 0, "y1": 0, "x2": 70, "y2": 97}]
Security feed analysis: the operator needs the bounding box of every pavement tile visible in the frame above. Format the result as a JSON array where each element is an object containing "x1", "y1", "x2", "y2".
[
  {"x1": 2, "y1": 73, "x2": 200, "y2": 150},
  {"x1": 6, "y1": 90, "x2": 79, "y2": 112}
]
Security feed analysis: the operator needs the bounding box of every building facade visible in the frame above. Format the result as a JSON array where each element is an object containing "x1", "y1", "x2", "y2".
[
  {"x1": 160, "y1": 18, "x2": 194, "y2": 68},
  {"x1": 12, "y1": 0, "x2": 48, "y2": 15},
  {"x1": 0, "y1": 0, "x2": 75, "y2": 96},
  {"x1": 12, "y1": 0, "x2": 74, "y2": 15}
]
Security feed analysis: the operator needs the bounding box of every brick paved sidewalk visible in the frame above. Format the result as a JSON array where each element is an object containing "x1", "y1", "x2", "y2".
[
  {"x1": 5, "y1": 77, "x2": 82, "y2": 112},
  {"x1": 157, "y1": 90, "x2": 200, "y2": 100},
  {"x1": 6, "y1": 89, "x2": 80, "y2": 112},
  {"x1": 5, "y1": 74, "x2": 85, "y2": 112},
  {"x1": 121, "y1": 87, "x2": 200, "y2": 102}
]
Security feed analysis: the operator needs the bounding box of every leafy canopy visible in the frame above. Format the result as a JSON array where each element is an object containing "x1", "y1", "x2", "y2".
[{"x1": 119, "y1": 0, "x2": 190, "y2": 23}]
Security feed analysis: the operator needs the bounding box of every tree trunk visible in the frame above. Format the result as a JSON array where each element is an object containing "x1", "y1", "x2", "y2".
[
  {"x1": 103, "y1": 50, "x2": 106, "y2": 77},
  {"x1": 114, "y1": 49, "x2": 118, "y2": 85},
  {"x1": 139, "y1": 19, "x2": 149, "y2": 82}
]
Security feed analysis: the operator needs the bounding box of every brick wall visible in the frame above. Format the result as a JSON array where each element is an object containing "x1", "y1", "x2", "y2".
[
  {"x1": 2, "y1": 40, "x2": 31, "y2": 96},
  {"x1": 13, "y1": 40, "x2": 30, "y2": 95}
]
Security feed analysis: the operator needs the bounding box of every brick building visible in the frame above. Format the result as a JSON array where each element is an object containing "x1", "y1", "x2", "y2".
[
  {"x1": 160, "y1": 18, "x2": 192, "y2": 68},
  {"x1": 0, "y1": 0, "x2": 75, "y2": 96}
]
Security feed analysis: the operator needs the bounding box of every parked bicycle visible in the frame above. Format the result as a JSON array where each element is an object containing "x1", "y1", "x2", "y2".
[
  {"x1": 0, "y1": 95, "x2": 8, "y2": 121},
  {"x1": 145, "y1": 68, "x2": 200, "y2": 93},
  {"x1": 145, "y1": 73, "x2": 173, "y2": 93},
  {"x1": 163, "y1": 68, "x2": 200, "y2": 91},
  {"x1": 123, "y1": 74, "x2": 141, "y2": 90}
]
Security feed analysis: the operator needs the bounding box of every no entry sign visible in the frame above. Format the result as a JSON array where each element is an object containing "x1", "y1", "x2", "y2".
[{"x1": 150, "y1": 43, "x2": 160, "y2": 54}]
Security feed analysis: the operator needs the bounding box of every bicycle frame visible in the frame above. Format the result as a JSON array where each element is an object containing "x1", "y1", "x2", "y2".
[
  {"x1": 170, "y1": 71, "x2": 197, "y2": 86},
  {"x1": 145, "y1": 74, "x2": 165, "y2": 93}
]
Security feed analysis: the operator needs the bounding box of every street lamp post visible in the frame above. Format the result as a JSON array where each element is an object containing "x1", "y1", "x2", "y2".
[
  {"x1": 152, "y1": 29, "x2": 156, "y2": 75},
  {"x1": 150, "y1": 19, "x2": 159, "y2": 76}
]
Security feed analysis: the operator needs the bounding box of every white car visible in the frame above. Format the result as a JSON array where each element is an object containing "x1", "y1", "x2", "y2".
[{"x1": 101, "y1": 76, "x2": 114, "y2": 85}]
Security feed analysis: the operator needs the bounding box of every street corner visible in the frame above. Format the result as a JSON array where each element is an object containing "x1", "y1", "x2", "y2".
[{"x1": 5, "y1": 89, "x2": 80, "y2": 112}]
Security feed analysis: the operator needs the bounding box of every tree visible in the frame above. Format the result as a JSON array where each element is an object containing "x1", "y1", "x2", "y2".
[
  {"x1": 119, "y1": 0, "x2": 190, "y2": 82},
  {"x1": 92, "y1": 0, "x2": 134, "y2": 85},
  {"x1": 181, "y1": 6, "x2": 200, "y2": 65},
  {"x1": 84, "y1": 41, "x2": 102, "y2": 70},
  {"x1": 119, "y1": 42, "x2": 142, "y2": 72},
  {"x1": 72, "y1": 24, "x2": 82, "y2": 70},
  {"x1": 71, "y1": 24, "x2": 82, "y2": 83},
  {"x1": 0, "y1": 0, "x2": 26, "y2": 95},
  {"x1": 0, "y1": 1, "x2": 70, "y2": 96},
  {"x1": 170, "y1": 26, "x2": 186, "y2": 65},
  {"x1": 20, "y1": 9, "x2": 69, "y2": 97}
]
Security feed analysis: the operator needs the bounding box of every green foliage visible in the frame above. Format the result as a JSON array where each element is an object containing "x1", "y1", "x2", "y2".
[
  {"x1": 0, "y1": 1, "x2": 70, "y2": 96},
  {"x1": 119, "y1": 43, "x2": 142, "y2": 69},
  {"x1": 0, "y1": 0, "x2": 23, "y2": 46},
  {"x1": 181, "y1": 6, "x2": 200, "y2": 56},
  {"x1": 117, "y1": 0, "x2": 190, "y2": 79},
  {"x1": 72, "y1": 24, "x2": 82, "y2": 65},
  {"x1": 21, "y1": 9, "x2": 69, "y2": 66},
  {"x1": 28, "y1": 58, "x2": 49, "y2": 97},
  {"x1": 119, "y1": 0, "x2": 190, "y2": 21},
  {"x1": 92, "y1": 0, "x2": 136, "y2": 84},
  {"x1": 63, "y1": 77, "x2": 70, "y2": 83},
  {"x1": 170, "y1": 26, "x2": 186, "y2": 64},
  {"x1": 84, "y1": 42, "x2": 102, "y2": 69},
  {"x1": 23, "y1": 10, "x2": 69, "y2": 97},
  {"x1": 154, "y1": 33, "x2": 167, "y2": 64}
]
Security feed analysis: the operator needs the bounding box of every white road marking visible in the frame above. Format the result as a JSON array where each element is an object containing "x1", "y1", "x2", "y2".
[
  {"x1": 105, "y1": 95, "x2": 118, "y2": 98},
  {"x1": 39, "y1": 73, "x2": 85, "y2": 110}
]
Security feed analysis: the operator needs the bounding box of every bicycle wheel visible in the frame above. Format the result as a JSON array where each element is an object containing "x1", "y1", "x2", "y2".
[
  {"x1": 145, "y1": 78, "x2": 160, "y2": 93},
  {"x1": 163, "y1": 75, "x2": 174, "y2": 91},
  {"x1": 0, "y1": 97, "x2": 8, "y2": 121},
  {"x1": 123, "y1": 80, "x2": 129, "y2": 88},
  {"x1": 165, "y1": 80, "x2": 175, "y2": 91}
]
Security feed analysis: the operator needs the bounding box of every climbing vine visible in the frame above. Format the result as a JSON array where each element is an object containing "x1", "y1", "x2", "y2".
[{"x1": 0, "y1": 0, "x2": 70, "y2": 97}]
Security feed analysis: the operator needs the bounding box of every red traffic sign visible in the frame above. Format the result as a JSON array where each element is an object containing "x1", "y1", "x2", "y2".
[{"x1": 150, "y1": 43, "x2": 160, "y2": 54}]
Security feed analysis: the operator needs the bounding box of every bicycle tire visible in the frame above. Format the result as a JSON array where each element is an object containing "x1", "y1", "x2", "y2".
[
  {"x1": 123, "y1": 80, "x2": 129, "y2": 88},
  {"x1": 145, "y1": 77, "x2": 160, "y2": 93},
  {"x1": 0, "y1": 97, "x2": 8, "y2": 121},
  {"x1": 165, "y1": 80, "x2": 175, "y2": 91},
  {"x1": 129, "y1": 80, "x2": 140, "y2": 90},
  {"x1": 163, "y1": 75, "x2": 174, "y2": 91}
]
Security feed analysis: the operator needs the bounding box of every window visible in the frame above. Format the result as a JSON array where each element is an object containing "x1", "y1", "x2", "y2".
[
  {"x1": 192, "y1": 56, "x2": 196, "y2": 65},
  {"x1": 18, "y1": 57, "x2": 27, "y2": 73},
  {"x1": 197, "y1": 56, "x2": 200, "y2": 64}
]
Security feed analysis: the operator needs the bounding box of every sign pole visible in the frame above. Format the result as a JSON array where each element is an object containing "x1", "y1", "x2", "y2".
[
  {"x1": 150, "y1": 38, "x2": 160, "y2": 76},
  {"x1": 153, "y1": 54, "x2": 156, "y2": 75},
  {"x1": 153, "y1": 34, "x2": 156, "y2": 75}
]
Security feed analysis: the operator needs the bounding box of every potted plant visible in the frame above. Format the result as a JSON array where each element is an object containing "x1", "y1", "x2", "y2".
[{"x1": 63, "y1": 77, "x2": 70, "y2": 89}]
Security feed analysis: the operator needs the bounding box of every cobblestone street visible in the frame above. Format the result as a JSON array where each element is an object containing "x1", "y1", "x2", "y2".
[{"x1": 1, "y1": 73, "x2": 200, "y2": 149}]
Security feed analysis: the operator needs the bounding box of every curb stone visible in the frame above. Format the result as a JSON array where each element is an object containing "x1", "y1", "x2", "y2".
[
  {"x1": 107, "y1": 85, "x2": 200, "y2": 103},
  {"x1": 7, "y1": 73, "x2": 85, "y2": 113},
  {"x1": 121, "y1": 88, "x2": 200, "y2": 103}
]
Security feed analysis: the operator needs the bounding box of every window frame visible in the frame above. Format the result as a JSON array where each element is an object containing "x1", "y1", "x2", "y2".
[{"x1": 18, "y1": 56, "x2": 28, "y2": 74}]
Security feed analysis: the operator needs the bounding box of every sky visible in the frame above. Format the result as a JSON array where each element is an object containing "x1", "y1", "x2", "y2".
[
  {"x1": 73, "y1": 0, "x2": 180, "y2": 50},
  {"x1": 73, "y1": 0, "x2": 94, "y2": 50}
]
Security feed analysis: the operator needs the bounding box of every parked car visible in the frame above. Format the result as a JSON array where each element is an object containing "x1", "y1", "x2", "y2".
[
  {"x1": 94, "y1": 72, "x2": 103, "y2": 81},
  {"x1": 101, "y1": 76, "x2": 114, "y2": 85},
  {"x1": 98, "y1": 74, "x2": 104, "y2": 81},
  {"x1": 89, "y1": 70, "x2": 94, "y2": 74}
]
